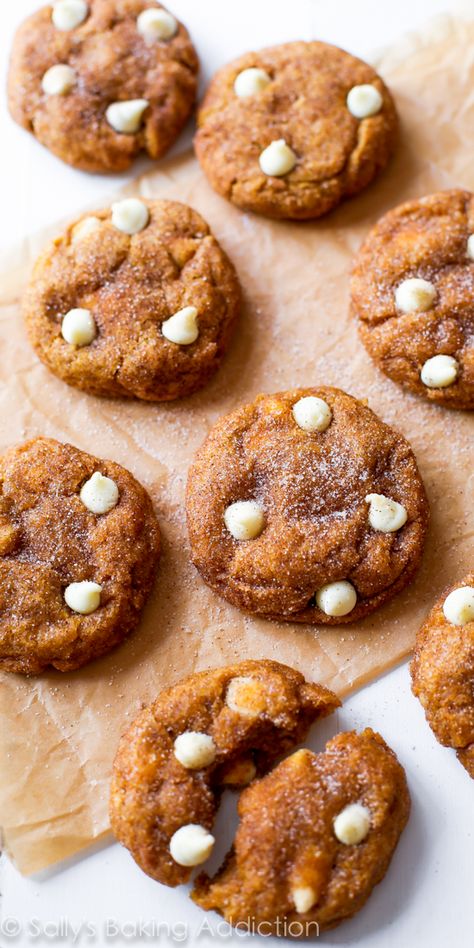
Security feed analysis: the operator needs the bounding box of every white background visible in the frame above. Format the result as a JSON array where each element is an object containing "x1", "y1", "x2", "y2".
[{"x1": 0, "y1": 1, "x2": 472, "y2": 946}]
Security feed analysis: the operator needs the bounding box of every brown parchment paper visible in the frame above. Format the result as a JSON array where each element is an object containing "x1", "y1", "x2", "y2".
[{"x1": 1, "y1": 13, "x2": 473, "y2": 876}]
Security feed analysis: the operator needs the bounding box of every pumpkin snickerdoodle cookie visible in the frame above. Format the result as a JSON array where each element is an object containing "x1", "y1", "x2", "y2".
[
  {"x1": 193, "y1": 729, "x2": 410, "y2": 934},
  {"x1": 24, "y1": 198, "x2": 241, "y2": 401},
  {"x1": 8, "y1": 0, "x2": 198, "y2": 172},
  {"x1": 351, "y1": 189, "x2": 474, "y2": 410},
  {"x1": 194, "y1": 41, "x2": 397, "y2": 220},
  {"x1": 0, "y1": 437, "x2": 160, "y2": 674},
  {"x1": 411, "y1": 573, "x2": 474, "y2": 778},
  {"x1": 109, "y1": 660, "x2": 340, "y2": 885},
  {"x1": 186, "y1": 387, "x2": 429, "y2": 624}
]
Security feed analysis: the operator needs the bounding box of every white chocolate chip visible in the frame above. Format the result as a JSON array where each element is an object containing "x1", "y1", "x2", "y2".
[
  {"x1": 234, "y1": 67, "x2": 271, "y2": 98},
  {"x1": 420, "y1": 354, "x2": 458, "y2": 389},
  {"x1": 395, "y1": 278, "x2": 436, "y2": 313},
  {"x1": 106, "y1": 99, "x2": 149, "y2": 134},
  {"x1": 224, "y1": 501, "x2": 265, "y2": 541},
  {"x1": 61, "y1": 308, "x2": 97, "y2": 347},
  {"x1": 52, "y1": 0, "x2": 88, "y2": 30},
  {"x1": 41, "y1": 64, "x2": 76, "y2": 96},
  {"x1": 292, "y1": 886, "x2": 317, "y2": 914},
  {"x1": 174, "y1": 732, "x2": 217, "y2": 769},
  {"x1": 259, "y1": 139, "x2": 296, "y2": 177},
  {"x1": 161, "y1": 306, "x2": 199, "y2": 345},
  {"x1": 169, "y1": 824, "x2": 215, "y2": 867},
  {"x1": 442, "y1": 586, "x2": 474, "y2": 625},
  {"x1": 111, "y1": 198, "x2": 149, "y2": 235},
  {"x1": 316, "y1": 581, "x2": 357, "y2": 617},
  {"x1": 71, "y1": 216, "x2": 102, "y2": 243},
  {"x1": 365, "y1": 493, "x2": 407, "y2": 533},
  {"x1": 334, "y1": 803, "x2": 371, "y2": 845},
  {"x1": 226, "y1": 676, "x2": 264, "y2": 718},
  {"x1": 346, "y1": 84, "x2": 383, "y2": 118},
  {"x1": 137, "y1": 7, "x2": 178, "y2": 42},
  {"x1": 80, "y1": 472, "x2": 119, "y2": 515},
  {"x1": 64, "y1": 580, "x2": 102, "y2": 615},
  {"x1": 467, "y1": 234, "x2": 474, "y2": 260},
  {"x1": 292, "y1": 396, "x2": 332, "y2": 433}
]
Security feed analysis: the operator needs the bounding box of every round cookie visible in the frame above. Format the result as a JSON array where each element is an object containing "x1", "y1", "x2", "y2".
[
  {"x1": 109, "y1": 660, "x2": 340, "y2": 885},
  {"x1": 186, "y1": 387, "x2": 429, "y2": 624},
  {"x1": 0, "y1": 437, "x2": 160, "y2": 674},
  {"x1": 8, "y1": 0, "x2": 198, "y2": 173},
  {"x1": 194, "y1": 41, "x2": 397, "y2": 220},
  {"x1": 351, "y1": 190, "x2": 474, "y2": 410},
  {"x1": 193, "y1": 730, "x2": 409, "y2": 934},
  {"x1": 23, "y1": 199, "x2": 241, "y2": 401},
  {"x1": 411, "y1": 573, "x2": 474, "y2": 778}
]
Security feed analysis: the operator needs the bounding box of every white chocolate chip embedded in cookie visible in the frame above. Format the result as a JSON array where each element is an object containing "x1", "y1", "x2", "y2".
[
  {"x1": 161, "y1": 306, "x2": 199, "y2": 345},
  {"x1": 259, "y1": 139, "x2": 296, "y2": 177},
  {"x1": 52, "y1": 0, "x2": 88, "y2": 31},
  {"x1": 395, "y1": 278, "x2": 436, "y2": 313},
  {"x1": 346, "y1": 84, "x2": 383, "y2": 118},
  {"x1": 421, "y1": 354, "x2": 458, "y2": 388},
  {"x1": 111, "y1": 198, "x2": 149, "y2": 235},
  {"x1": 467, "y1": 234, "x2": 474, "y2": 260},
  {"x1": 292, "y1": 885, "x2": 318, "y2": 914},
  {"x1": 224, "y1": 501, "x2": 265, "y2": 541},
  {"x1": 442, "y1": 586, "x2": 474, "y2": 626},
  {"x1": 137, "y1": 7, "x2": 178, "y2": 42},
  {"x1": 106, "y1": 99, "x2": 149, "y2": 134},
  {"x1": 292, "y1": 396, "x2": 332, "y2": 433},
  {"x1": 365, "y1": 493, "x2": 407, "y2": 533},
  {"x1": 316, "y1": 581, "x2": 357, "y2": 617},
  {"x1": 234, "y1": 67, "x2": 271, "y2": 98},
  {"x1": 333, "y1": 803, "x2": 371, "y2": 845},
  {"x1": 169, "y1": 824, "x2": 215, "y2": 867},
  {"x1": 64, "y1": 580, "x2": 102, "y2": 615},
  {"x1": 71, "y1": 216, "x2": 101, "y2": 243},
  {"x1": 80, "y1": 472, "x2": 119, "y2": 515},
  {"x1": 41, "y1": 64, "x2": 76, "y2": 96},
  {"x1": 226, "y1": 676, "x2": 265, "y2": 718},
  {"x1": 174, "y1": 732, "x2": 217, "y2": 769},
  {"x1": 61, "y1": 308, "x2": 97, "y2": 347}
]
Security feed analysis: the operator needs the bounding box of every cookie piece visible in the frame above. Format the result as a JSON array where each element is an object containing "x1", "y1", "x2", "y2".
[
  {"x1": 194, "y1": 41, "x2": 397, "y2": 220},
  {"x1": 8, "y1": 0, "x2": 198, "y2": 172},
  {"x1": 186, "y1": 387, "x2": 429, "y2": 624},
  {"x1": 193, "y1": 729, "x2": 410, "y2": 934},
  {"x1": 0, "y1": 437, "x2": 160, "y2": 674},
  {"x1": 109, "y1": 660, "x2": 340, "y2": 885},
  {"x1": 23, "y1": 199, "x2": 241, "y2": 401},
  {"x1": 351, "y1": 190, "x2": 474, "y2": 410},
  {"x1": 411, "y1": 574, "x2": 474, "y2": 778}
]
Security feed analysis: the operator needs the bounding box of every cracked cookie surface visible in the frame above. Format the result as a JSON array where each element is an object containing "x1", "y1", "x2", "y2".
[
  {"x1": 0, "y1": 437, "x2": 160, "y2": 674},
  {"x1": 8, "y1": 0, "x2": 198, "y2": 172},
  {"x1": 411, "y1": 573, "x2": 474, "y2": 778},
  {"x1": 109, "y1": 660, "x2": 339, "y2": 885},
  {"x1": 193, "y1": 729, "x2": 410, "y2": 934},
  {"x1": 194, "y1": 41, "x2": 397, "y2": 220},
  {"x1": 351, "y1": 190, "x2": 474, "y2": 410},
  {"x1": 186, "y1": 387, "x2": 429, "y2": 624},
  {"x1": 24, "y1": 199, "x2": 241, "y2": 401}
]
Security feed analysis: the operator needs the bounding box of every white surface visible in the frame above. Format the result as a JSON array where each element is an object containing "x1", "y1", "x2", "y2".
[{"x1": 0, "y1": 1, "x2": 471, "y2": 946}]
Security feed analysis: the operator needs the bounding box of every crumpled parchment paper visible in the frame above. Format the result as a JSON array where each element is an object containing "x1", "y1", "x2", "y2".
[{"x1": 0, "y1": 12, "x2": 473, "y2": 875}]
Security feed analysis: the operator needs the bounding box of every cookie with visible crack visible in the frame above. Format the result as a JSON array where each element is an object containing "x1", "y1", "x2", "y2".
[
  {"x1": 411, "y1": 573, "x2": 474, "y2": 778},
  {"x1": 351, "y1": 189, "x2": 474, "y2": 410},
  {"x1": 8, "y1": 0, "x2": 198, "y2": 172},
  {"x1": 0, "y1": 437, "x2": 160, "y2": 674},
  {"x1": 186, "y1": 387, "x2": 429, "y2": 624},
  {"x1": 24, "y1": 198, "x2": 241, "y2": 401},
  {"x1": 194, "y1": 41, "x2": 397, "y2": 220},
  {"x1": 193, "y1": 729, "x2": 410, "y2": 934},
  {"x1": 109, "y1": 660, "x2": 339, "y2": 885}
]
